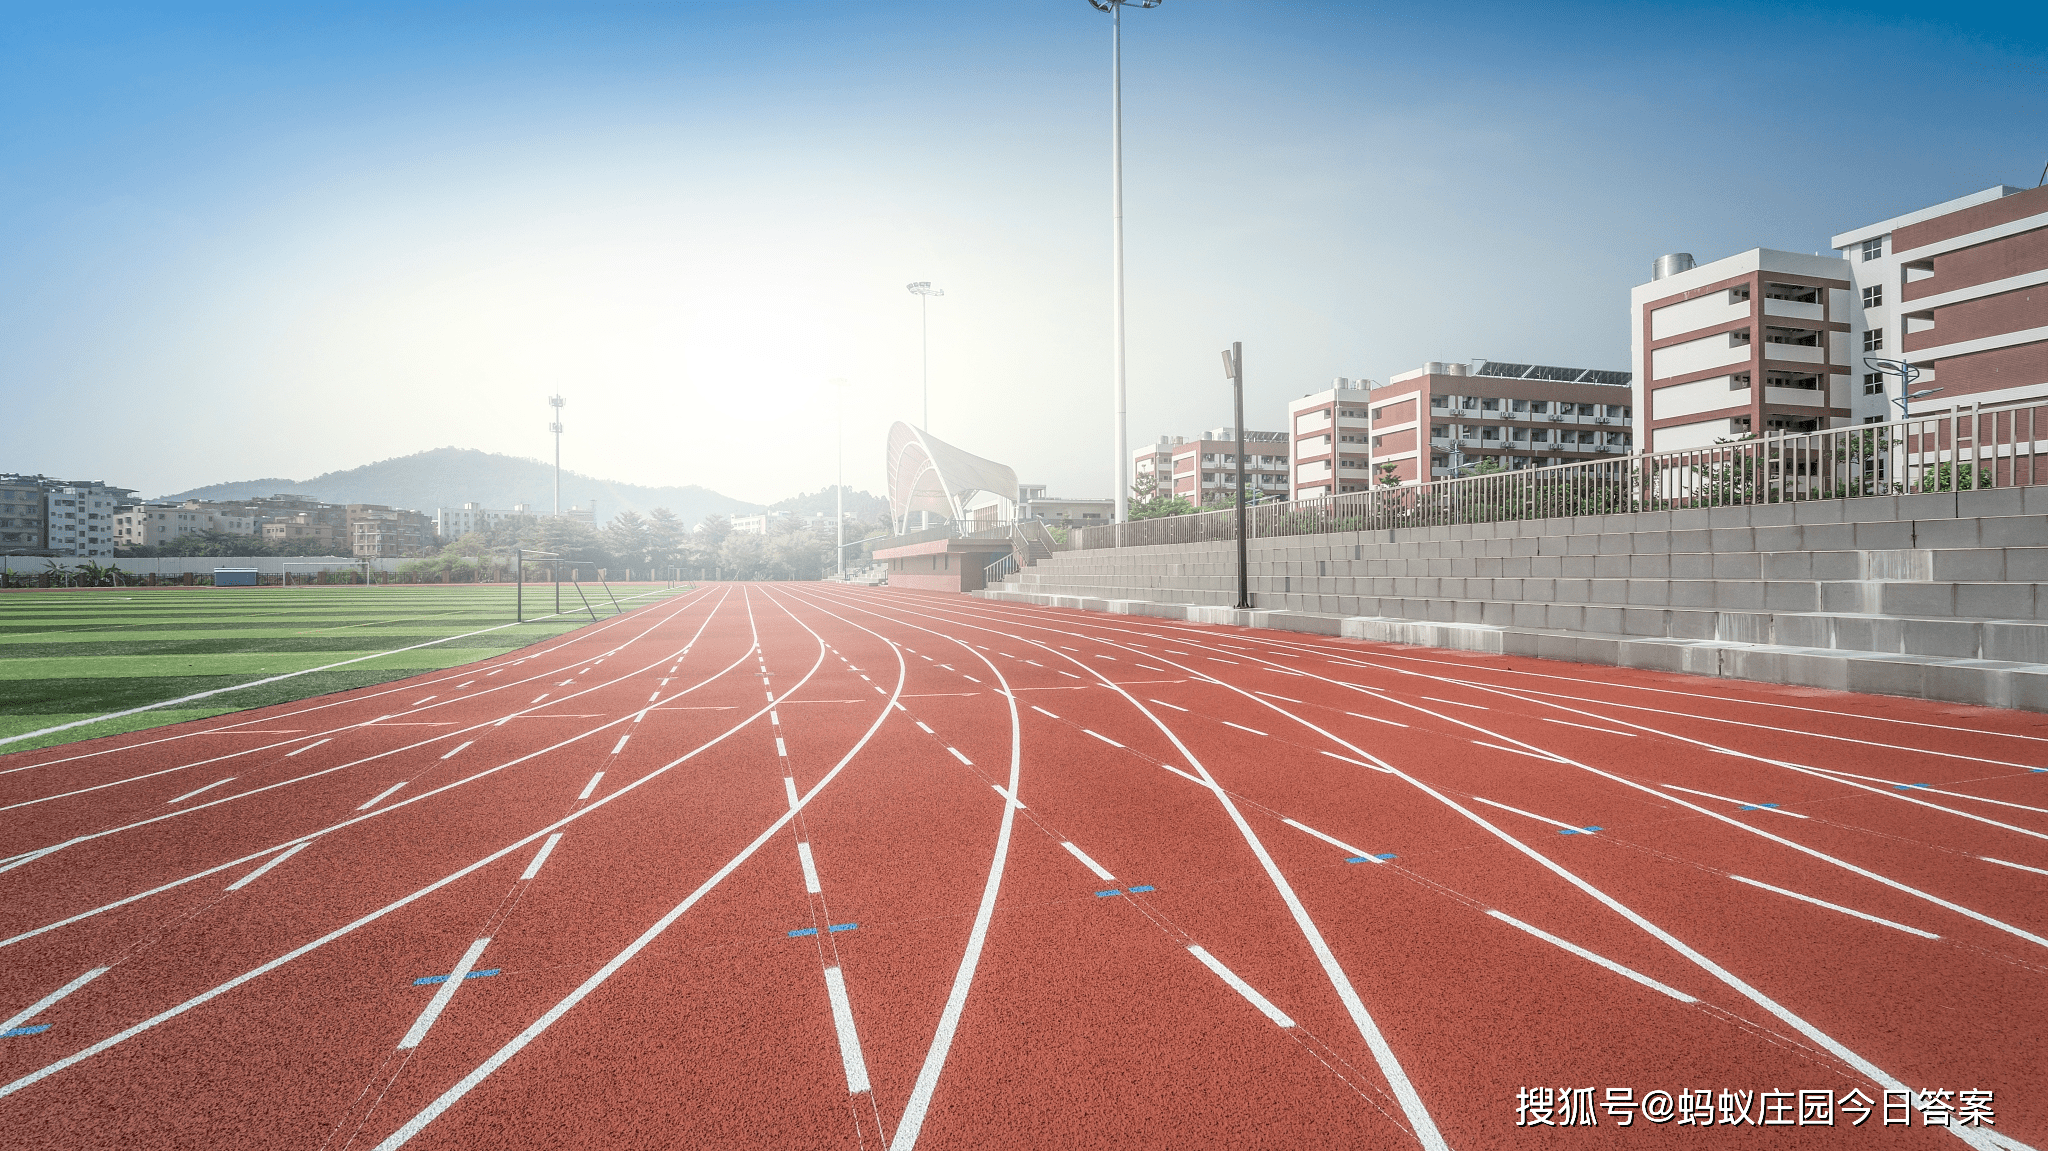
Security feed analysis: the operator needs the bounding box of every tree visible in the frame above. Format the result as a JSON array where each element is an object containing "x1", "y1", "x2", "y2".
[
  {"x1": 645, "y1": 507, "x2": 686, "y2": 572},
  {"x1": 604, "y1": 509, "x2": 652, "y2": 569},
  {"x1": 1375, "y1": 461, "x2": 1403, "y2": 488},
  {"x1": 1128, "y1": 475, "x2": 1196, "y2": 520}
]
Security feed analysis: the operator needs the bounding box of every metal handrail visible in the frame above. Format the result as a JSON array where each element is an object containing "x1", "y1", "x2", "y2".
[
  {"x1": 1066, "y1": 396, "x2": 2043, "y2": 551},
  {"x1": 984, "y1": 552, "x2": 1019, "y2": 585}
]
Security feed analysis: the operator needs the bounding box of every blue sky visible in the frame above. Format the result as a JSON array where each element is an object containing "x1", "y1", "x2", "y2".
[{"x1": 3, "y1": 1, "x2": 2043, "y2": 506}]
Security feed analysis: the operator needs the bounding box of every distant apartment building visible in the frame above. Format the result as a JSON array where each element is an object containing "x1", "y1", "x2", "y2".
[
  {"x1": 1631, "y1": 250, "x2": 1853, "y2": 452},
  {"x1": 561, "y1": 501, "x2": 598, "y2": 527},
  {"x1": 1286, "y1": 378, "x2": 1376, "y2": 498},
  {"x1": 0, "y1": 476, "x2": 50, "y2": 554},
  {"x1": 261, "y1": 515, "x2": 344, "y2": 550},
  {"x1": 1363, "y1": 362, "x2": 1635, "y2": 483},
  {"x1": 435, "y1": 502, "x2": 535, "y2": 540},
  {"x1": 1133, "y1": 429, "x2": 1290, "y2": 504},
  {"x1": 1017, "y1": 485, "x2": 1112, "y2": 527},
  {"x1": 0, "y1": 476, "x2": 136, "y2": 558},
  {"x1": 347, "y1": 504, "x2": 436, "y2": 558},
  {"x1": 1832, "y1": 183, "x2": 2048, "y2": 421},
  {"x1": 113, "y1": 501, "x2": 257, "y2": 549}
]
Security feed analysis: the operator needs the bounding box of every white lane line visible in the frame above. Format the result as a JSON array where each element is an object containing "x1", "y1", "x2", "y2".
[
  {"x1": 776, "y1": 737, "x2": 788, "y2": 757},
  {"x1": 1221, "y1": 721, "x2": 1267, "y2": 737},
  {"x1": 1060, "y1": 841, "x2": 1116, "y2": 882},
  {"x1": 1486, "y1": 911, "x2": 1697, "y2": 1003},
  {"x1": 1344, "y1": 711, "x2": 1407, "y2": 728},
  {"x1": 1, "y1": 967, "x2": 110, "y2": 1034},
  {"x1": 226, "y1": 842, "x2": 309, "y2": 891},
  {"x1": 785, "y1": 776, "x2": 801, "y2": 811},
  {"x1": 1162, "y1": 763, "x2": 1211, "y2": 788},
  {"x1": 577, "y1": 772, "x2": 604, "y2": 801},
  {"x1": 822, "y1": 966, "x2": 872, "y2": 1095},
  {"x1": 400, "y1": 937, "x2": 492, "y2": 1049},
  {"x1": 991, "y1": 784, "x2": 1025, "y2": 809},
  {"x1": 1282, "y1": 817, "x2": 1374, "y2": 860},
  {"x1": 531, "y1": 694, "x2": 548, "y2": 704},
  {"x1": 1028, "y1": 707, "x2": 1059, "y2": 719},
  {"x1": 286, "y1": 738, "x2": 331, "y2": 757},
  {"x1": 649, "y1": 692, "x2": 661, "y2": 702},
  {"x1": 1254, "y1": 691, "x2": 1303, "y2": 703},
  {"x1": 1148, "y1": 699, "x2": 1187, "y2": 712},
  {"x1": 1207, "y1": 658, "x2": 1237, "y2": 665},
  {"x1": 1983, "y1": 856, "x2": 2048, "y2": 877},
  {"x1": 166, "y1": 778, "x2": 235, "y2": 805},
  {"x1": 520, "y1": 834, "x2": 563, "y2": 881},
  {"x1": 1422, "y1": 696, "x2": 1487, "y2": 709},
  {"x1": 414, "y1": 696, "x2": 437, "y2": 705},
  {"x1": 1083, "y1": 730, "x2": 1123, "y2": 748},
  {"x1": 947, "y1": 747, "x2": 972, "y2": 765},
  {"x1": 1543, "y1": 717, "x2": 1638, "y2": 737},
  {"x1": 962, "y1": 674, "x2": 981, "y2": 683},
  {"x1": 1472, "y1": 740, "x2": 1564, "y2": 762},
  {"x1": 797, "y1": 842, "x2": 823, "y2": 894},
  {"x1": 1471, "y1": 795, "x2": 1594, "y2": 834},
  {"x1": 1320, "y1": 750, "x2": 1395, "y2": 774},
  {"x1": 439, "y1": 741, "x2": 474, "y2": 760},
  {"x1": 915, "y1": 721, "x2": 934, "y2": 733},
  {"x1": 1661, "y1": 783, "x2": 1807, "y2": 817},
  {"x1": 1186, "y1": 946, "x2": 1294, "y2": 1027},
  {"x1": 1058, "y1": 671, "x2": 1080, "y2": 679},
  {"x1": 1729, "y1": 875, "x2": 1938, "y2": 940},
  {"x1": 457, "y1": 682, "x2": 474, "y2": 689},
  {"x1": 1802, "y1": 764, "x2": 2048, "y2": 817},
  {"x1": 357, "y1": 781, "x2": 410, "y2": 811}
]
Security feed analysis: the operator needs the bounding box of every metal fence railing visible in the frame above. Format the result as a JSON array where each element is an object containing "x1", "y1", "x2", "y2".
[{"x1": 1064, "y1": 397, "x2": 2046, "y2": 553}]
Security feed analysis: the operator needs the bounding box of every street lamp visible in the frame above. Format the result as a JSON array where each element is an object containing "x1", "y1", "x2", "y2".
[
  {"x1": 832, "y1": 377, "x2": 847, "y2": 580},
  {"x1": 1864, "y1": 356, "x2": 1939, "y2": 420},
  {"x1": 906, "y1": 282, "x2": 944, "y2": 431},
  {"x1": 1087, "y1": 0, "x2": 1162, "y2": 525},
  {"x1": 548, "y1": 394, "x2": 566, "y2": 517},
  {"x1": 1221, "y1": 342, "x2": 1249, "y2": 610}
]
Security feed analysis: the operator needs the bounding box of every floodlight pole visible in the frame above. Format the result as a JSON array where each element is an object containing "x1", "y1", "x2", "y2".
[
  {"x1": 1223, "y1": 342, "x2": 1250, "y2": 610},
  {"x1": 549, "y1": 395, "x2": 565, "y2": 517},
  {"x1": 1110, "y1": 2, "x2": 1128, "y2": 526},
  {"x1": 834, "y1": 378, "x2": 846, "y2": 579},
  {"x1": 906, "y1": 285, "x2": 943, "y2": 431}
]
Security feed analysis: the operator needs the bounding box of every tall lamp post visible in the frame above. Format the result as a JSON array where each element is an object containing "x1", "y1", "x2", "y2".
[
  {"x1": 906, "y1": 282, "x2": 944, "y2": 431},
  {"x1": 832, "y1": 377, "x2": 848, "y2": 579},
  {"x1": 1088, "y1": 0, "x2": 1162, "y2": 525},
  {"x1": 1221, "y1": 342, "x2": 1250, "y2": 610},
  {"x1": 548, "y1": 394, "x2": 566, "y2": 517}
]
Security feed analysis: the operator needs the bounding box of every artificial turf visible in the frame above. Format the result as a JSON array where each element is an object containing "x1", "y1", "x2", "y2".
[{"x1": 0, "y1": 583, "x2": 689, "y2": 754}]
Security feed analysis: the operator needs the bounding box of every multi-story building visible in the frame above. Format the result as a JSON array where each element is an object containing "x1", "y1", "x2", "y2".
[
  {"x1": 41, "y1": 482, "x2": 134, "y2": 558},
  {"x1": 1017, "y1": 485, "x2": 1113, "y2": 527},
  {"x1": 347, "y1": 504, "x2": 435, "y2": 558},
  {"x1": 1366, "y1": 361, "x2": 1635, "y2": 482},
  {"x1": 0, "y1": 475, "x2": 52, "y2": 554},
  {"x1": 435, "y1": 502, "x2": 535, "y2": 540},
  {"x1": 1287, "y1": 378, "x2": 1380, "y2": 498},
  {"x1": 1831, "y1": 183, "x2": 2048, "y2": 422},
  {"x1": 261, "y1": 515, "x2": 344, "y2": 549},
  {"x1": 113, "y1": 500, "x2": 256, "y2": 549},
  {"x1": 1133, "y1": 429, "x2": 1290, "y2": 504},
  {"x1": 1630, "y1": 250, "x2": 1853, "y2": 452}
]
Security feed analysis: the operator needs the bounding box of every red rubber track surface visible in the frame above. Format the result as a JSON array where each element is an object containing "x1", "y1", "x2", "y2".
[{"x1": 1, "y1": 583, "x2": 2040, "y2": 1149}]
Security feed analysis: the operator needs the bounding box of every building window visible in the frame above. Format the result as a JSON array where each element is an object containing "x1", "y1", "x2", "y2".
[
  {"x1": 1862, "y1": 285, "x2": 1882, "y2": 309},
  {"x1": 1863, "y1": 329, "x2": 1883, "y2": 352},
  {"x1": 1728, "y1": 284, "x2": 1751, "y2": 303},
  {"x1": 1861, "y1": 237, "x2": 1884, "y2": 262},
  {"x1": 1730, "y1": 329, "x2": 1751, "y2": 346},
  {"x1": 1863, "y1": 372, "x2": 1885, "y2": 396}
]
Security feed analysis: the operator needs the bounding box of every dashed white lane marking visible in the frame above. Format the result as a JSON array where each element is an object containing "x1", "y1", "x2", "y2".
[
  {"x1": 1471, "y1": 795, "x2": 1591, "y2": 833},
  {"x1": 457, "y1": 682, "x2": 474, "y2": 689},
  {"x1": 577, "y1": 772, "x2": 604, "y2": 801},
  {"x1": 1320, "y1": 750, "x2": 1395, "y2": 773},
  {"x1": 1161, "y1": 764, "x2": 1210, "y2": 787},
  {"x1": 770, "y1": 711, "x2": 779, "y2": 725},
  {"x1": 1084, "y1": 730, "x2": 1123, "y2": 748},
  {"x1": 797, "y1": 842, "x2": 823, "y2": 894},
  {"x1": 1187, "y1": 946, "x2": 1294, "y2": 1027},
  {"x1": 991, "y1": 784, "x2": 1025, "y2": 809},
  {"x1": 1254, "y1": 691, "x2": 1302, "y2": 704},
  {"x1": 1422, "y1": 696, "x2": 1488, "y2": 709},
  {"x1": 167, "y1": 778, "x2": 235, "y2": 805},
  {"x1": 649, "y1": 692, "x2": 661, "y2": 702},
  {"x1": 1543, "y1": 717, "x2": 1638, "y2": 737},
  {"x1": 521, "y1": 834, "x2": 563, "y2": 881},
  {"x1": 962, "y1": 675, "x2": 981, "y2": 683},
  {"x1": 776, "y1": 737, "x2": 788, "y2": 757},
  {"x1": 1662, "y1": 783, "x2": 1807, "y2": 817},
  {"x1": 785, "y1": 777, "x2": 801, "y2": 811},
  {"x1": 822, "y1": 966, "x2": 873, "y2": 1094},
  {"x1": 1030, "y1": 707, "x2": 1059, "y2": 719},
  {"x1": 1, "y1": 967, "x2": 110, "y2": 1034},
  {"x1": 531, "y1": 695, "x2": 548, "y2": 704},
  {"x1": 914, "y1": 721, "x2": 934, "y2": 734},
  {"x1": 400, "y1": 937, "x2": 492, "y2": 1049},
  {"x1": 1283, "y1": 817, "x2": 1374, "y2": 860},
  {"x1": 1060, "y1": 841, "x2": 1115, "y2": 881},
  {"x1": 226, "y1": 842, "x2": 309, "y2": 891},
  {"x1": 1983, "y1": 856, "x2": 2048, "y2": 877},
  {"x1": 1148, "y1": 699, "x2": 1187, "y2": 712},
  {"x1": 947, "y1": 747, "x2": 972, "y2": 766},
  {"x1": 1472, "y1": 740, "x2": 1564, "y2": 763},
  {"x1": 1486, "y1": 911, "x2": 1698, "y2": 1003},
  {"x1": 414, "y1": 696, "x2": 437, "y2": 705},
  {"x1": 286, "y1": 738, "x2": 331, "y2": 757},
  {"x1": 611, "y1": 735, "x2": 630, "y2": 755},
  {"x1": 1221, "y1": 721, "x2": 1267, "y2": 737},
  {"x1": 1729, "y1": 875, "x2": 1938, "y2": 940},
  {"x1": 1058, "y1": 671, "x2": 1080, "y2": 679},
  {"x1": 1345, "y1": 711, "x2": 1407, "y2": 727},
  {"x1": 358, "y1": 781, "x2": 410, "y2": 811},
  {"x1": 1206, "y1": 658, "x2": 1236, "y2": 665},
  {"x1": 440, "y1": 741, "x2": 474, "y2": 760}
]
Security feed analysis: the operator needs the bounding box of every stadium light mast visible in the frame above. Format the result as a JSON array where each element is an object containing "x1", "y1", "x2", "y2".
[
  {"x1": 548, "y1": 394, "x2": 566, "y2": 517},
  {"x1": 832, "y1": 377, "x2": 848, "y2": 579},
  {"x1": 1088, "y1": 0, "x2": 1161, "y2": 525},
  {"x1": 906, "y1": 283, "x2": 944, "y2": 431}
]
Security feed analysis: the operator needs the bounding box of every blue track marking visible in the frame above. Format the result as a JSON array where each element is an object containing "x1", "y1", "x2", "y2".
[
  {"x1": 1558, "y1": 826, "x2": 1603, "y2": 835},
  {"x1": 1895, "y1": 783, "x2": 1930, "y2": 790},
  {"x1": 788, "y1": 927, "x2": 819, "y2": 937},
  {"x1": 413, "y1": 969, "x2": 501, "y2": 986},
  {"x1": 1095, "y1": 889, "x2": 1121, "y2": 898},
  {"x1": 1, "y1": 1025, "x2": 52, "y2": 1038},
  {"x1": 1127, "y1": 884, "x2": 1155, "y2": 893},
  {"x1": 827, "y1": 923, "x2": 858, "y2": 933}
]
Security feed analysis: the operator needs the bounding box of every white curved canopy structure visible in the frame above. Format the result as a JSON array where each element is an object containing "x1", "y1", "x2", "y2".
[{"x1": 886, "y1": 422, "x2": 1019, "y2": 533}]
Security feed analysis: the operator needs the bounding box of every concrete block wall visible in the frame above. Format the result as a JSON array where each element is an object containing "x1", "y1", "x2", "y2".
[{"x1": 981, "y1": 487, "x2": 2048, "y2": 711}]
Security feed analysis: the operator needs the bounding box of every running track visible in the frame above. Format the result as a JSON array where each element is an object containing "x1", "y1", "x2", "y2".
[{"x1": 1, "y1": 583, "x2": 2041, "y2": 1149}]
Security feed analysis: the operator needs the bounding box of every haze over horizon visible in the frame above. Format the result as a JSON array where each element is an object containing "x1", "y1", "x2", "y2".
[{"x1": 4, "y1": 1, "x2": 2041, "y2": 505}]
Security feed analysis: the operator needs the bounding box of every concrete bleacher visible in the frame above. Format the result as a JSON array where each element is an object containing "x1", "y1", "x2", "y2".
[{"x1": 977, "y1": 487, "x2": 2048, "y2": 711}]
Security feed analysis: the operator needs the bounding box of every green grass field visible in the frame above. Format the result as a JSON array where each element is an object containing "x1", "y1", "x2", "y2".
[{"x1": 0, "y1": 583, "x2": 690, "y2": 755}]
